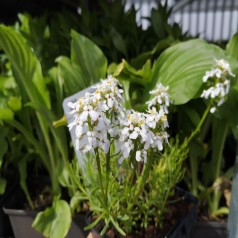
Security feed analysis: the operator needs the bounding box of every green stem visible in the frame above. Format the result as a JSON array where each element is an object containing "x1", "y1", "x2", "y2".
[
  {"x1": 128, "y1": 160, "x2": 152, "y2": 210},
  {"x1": 68, "y1": 162, "x2": 88, "y2": 198},
  {"x1": 210, "y1": 121, "x2": 228, "y2": 214},
  {"x1": 189, "y1": 154, "x2": 198, "y2": 196},
  {"x1": 37, "y1": 112, "x2": 58, "y2": 194},
  {"x1": 184, "y1": 101, "x2": 212, "y2": 197},
  {"x1": 105, "y1": 146, "x2": 110, "y2": 202},
  {"x1": 95, "y1": 149, "x2": 106, "y2": 204},
  {"x1": 186, "y1": 101, "x2": 212, "y2": 145}
]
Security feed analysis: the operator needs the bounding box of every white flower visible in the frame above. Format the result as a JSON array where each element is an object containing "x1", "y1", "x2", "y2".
[
  {"x1": 118, "y1": 109, "x2": 169, "y2": 163},
  {"x1": 215, "y1": 59, "x2": 235, "y2": 77},
  {"x1": 136, "y1": 150, "x2": 147, "y2": 163},
  {"x1": 67, "y1": 75, "x2": 124, "y2": 155},
  {"x1": 147, "y1": 83, "x2": 170, "y2": 114},
  {"x1": 210, "y1": 107, "x2": 216, "y2": 113},
  {"x1": 201, "y1": 59, "x2": 234, "y2": 113}
]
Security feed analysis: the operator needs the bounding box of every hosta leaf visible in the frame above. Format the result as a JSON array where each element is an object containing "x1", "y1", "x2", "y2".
[
  {"x1": 0, "y1": 25, "x2": 50, "y2": 108},
  {"x1": 70, "y1": 30, "x2": 107, "y2": 84},
  {"x1": 57, "y1": 56, "x2": 88, "y2": 96},
  {"x1": 146, "y1": 39, "x2": 234, "y2": 105},
  {"x1": 33, "y1": 199, "x2": 72, "y2": 238}
]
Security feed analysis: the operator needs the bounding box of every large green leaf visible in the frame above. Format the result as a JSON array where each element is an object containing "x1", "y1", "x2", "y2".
[
  {"x1": 57, "y1": 31, "x2": 108, "y2": 96},
  {"x1": 33, "y1": 199, "x2": 72, "y2": 238},
  {"x1": 0, "y1": 25, "x2": 50, "y2": 108},
  {"x1": 146, "y1": 39, "x2": 231, "y2": 105},
  {"x1": 56, "y1": 56, "x2": 88, "y2": 96},
  {"x1": 70, "y1": 30, "x2": 108, "y2": 83}
]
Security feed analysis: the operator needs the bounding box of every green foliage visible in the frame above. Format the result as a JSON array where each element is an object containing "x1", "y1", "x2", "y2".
[
  {"x1": 32, "y1": 199, "x2": 72, "y2": 238},
  {"x1": 57, "y1": 30, "x2": 107, "y2": 96},
  {"x1": 146, "y1": 39, "x2": 231, "y2": 105},
  {"x1": 0, "y1": 25, "x2": 106, "y2": 236},
  {"x1": 69, "y1": 139, "x2": 188, "y2": 236},
  {"x1": 68, "y1": 0, "x2": 188, "y2": 65}
]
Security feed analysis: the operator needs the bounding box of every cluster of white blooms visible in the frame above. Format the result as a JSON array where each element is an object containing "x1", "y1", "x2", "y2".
[
  {"x1": 147, "y1": 83, "x2": 170, "y2": 114},
  {"x1": 201, "y1": 59, "x2": 235, "y2": 113},
  {"x1": 118, "y1": 109, "x2": 169, "y2": 163},
  {"x1": 67, "y1": 76, "x2": 124, "y2": 155},
  {"x1": 68, "y1": 76, "x2": 170, "y2": 164},
  {"x1": 118, "y1": 83, "x2": 170, "y2": 163}
]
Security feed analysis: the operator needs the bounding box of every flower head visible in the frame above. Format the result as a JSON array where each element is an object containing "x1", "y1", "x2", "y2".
[
  {"x1": 201, "y1": 59, "x2": 235, "y2": 113},
  {"x1": 117, "y1": 109, "x2": 169, "y2": 163},
  {"x1": 146, "y1": 83, "x2": 170, "y2": 116},
  {"x1": 68, "y1": 76, "x2": 124, "y2": 155}
]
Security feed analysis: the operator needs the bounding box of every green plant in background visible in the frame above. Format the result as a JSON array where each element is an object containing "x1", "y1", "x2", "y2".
[
  {"x1": 12, "y1": 0, "x2": 188, "y2": 69},
  {"x1": 0, "y1": 2, "x2": 187, "y2": 236},
  {"x1": 178, "y1": 34, "x2": 238, "y2": 219},
  {"x1": 76, "y1": 0, "x2": 189, "y2": 66},
  {"x1": 0, "y1": 24, "x2": 107, "y2": 238}
]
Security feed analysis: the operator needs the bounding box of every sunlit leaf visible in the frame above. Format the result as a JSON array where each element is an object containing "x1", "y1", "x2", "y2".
[{"x1": 146, "y1": 39, "x2": 235, "y2": 105}]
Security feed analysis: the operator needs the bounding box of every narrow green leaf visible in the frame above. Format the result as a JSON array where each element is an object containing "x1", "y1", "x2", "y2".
[
  {"x1": 18, "y1": 158, "x2": 34, "y2": 209},
  {"x1": 110, "y1": 27, "x2": 127, "y2": 57}
]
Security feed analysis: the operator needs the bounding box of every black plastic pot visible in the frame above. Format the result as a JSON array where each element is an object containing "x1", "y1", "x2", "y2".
[
  {"x1": 167, "y1": 187, "x2": 198, "y2": 238},
  {"x1": 86, "y1": 187, "x2": 198, "y2": 238},
  {"x1": 3, "y1": 208, "x2": 88, "y2": 238},
  {"x1": 191, "y1": 221, "x2": 227, "y2": 238}
]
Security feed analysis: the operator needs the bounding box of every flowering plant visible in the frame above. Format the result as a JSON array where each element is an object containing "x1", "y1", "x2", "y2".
[
  {"x1": 66, "y1": 57, "x2": 235, "y2": 236},
  {"x1": 67, "y1": 76, "x2": 181, "y2": 236}
]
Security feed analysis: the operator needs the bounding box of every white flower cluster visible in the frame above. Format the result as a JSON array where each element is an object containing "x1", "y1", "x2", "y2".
[
  {"x1": 201, "y1": 59, "x2": 235, "y2": 113},
  {"x1": 147, "y1": 83, "x2": 170, "y2": 114},
  {"x1": 68, "y1": 76, "x2": 170, "y2": 164},
  {"x1": 68, "y1": 76, "x2": 124, "y2": 155},
  {"x1": 118, "y1": 109, "x2": 169, "y2": 164}
]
